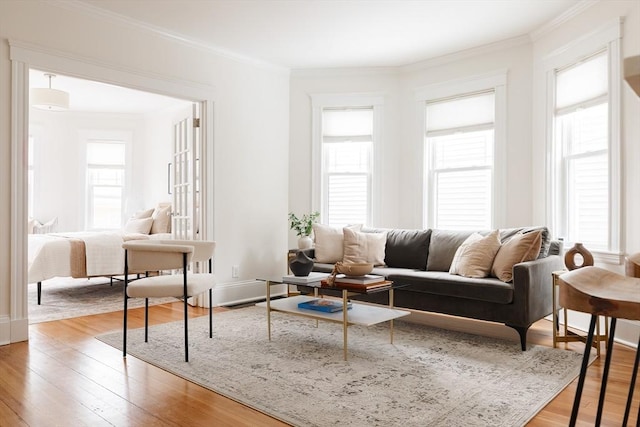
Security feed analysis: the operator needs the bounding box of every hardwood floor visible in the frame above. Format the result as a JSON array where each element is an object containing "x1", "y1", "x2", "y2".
[{"x1": 0, "y1": 302, "x2": 637, "y2": 426}]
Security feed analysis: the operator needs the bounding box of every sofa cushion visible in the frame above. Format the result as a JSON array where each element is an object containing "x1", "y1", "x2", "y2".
[
  {"x1": 313, "y1": 223, "x2": 362, "y2": 263},
  {"x1": 491, "y1": 230, "x2": 542, "y2": 282},
  {"x1": 449, "y1": 230, "x2": 501, "y2": 278},
  {"x1": 342, "y1": 228, "x2": 387, "y2": 265},
  {"x1": 385, "y1": 229, "x2": 432, "y2": 270},
  {"x1": 387, "y1": 270, "x2": 514, "y2": 304},
  {"x1": 426, "y1": 229, "x2": 475, "y2": 271}
]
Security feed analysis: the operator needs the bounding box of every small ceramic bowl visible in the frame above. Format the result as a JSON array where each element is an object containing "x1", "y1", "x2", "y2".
[{"x1": 335, "y1": 262, "x2": 373, "y2": 276}]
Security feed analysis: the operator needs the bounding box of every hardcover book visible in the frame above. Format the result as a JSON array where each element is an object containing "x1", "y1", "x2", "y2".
[
  {"x1": 283, "y1": 272, "x2": 330, "y2": 285},
  {"x1": 297, "y1": 299, "x2": 352, "y2": 313}
]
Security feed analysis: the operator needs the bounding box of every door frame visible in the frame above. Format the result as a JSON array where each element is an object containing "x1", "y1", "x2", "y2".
[{"x1": 8, "y1": 40, "x2": 215, "y2": 343}]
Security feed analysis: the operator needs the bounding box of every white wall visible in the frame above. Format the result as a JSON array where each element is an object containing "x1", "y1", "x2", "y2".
[{"x1": 0, "y1": 1, "x2": 290, "y2": 343}]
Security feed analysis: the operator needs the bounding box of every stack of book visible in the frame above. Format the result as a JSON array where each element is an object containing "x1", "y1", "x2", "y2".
[
  {"x1": 282, "y1": 272, "x2": 330, "y2": 287},
  {"x1": 325, "y1": 274, "x2": 390, "y2": 291}
]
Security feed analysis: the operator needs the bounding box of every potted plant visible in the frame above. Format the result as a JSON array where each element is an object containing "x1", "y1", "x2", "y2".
[{"x1": 288, "y1": 211, "x2": 319, "y2": 249}]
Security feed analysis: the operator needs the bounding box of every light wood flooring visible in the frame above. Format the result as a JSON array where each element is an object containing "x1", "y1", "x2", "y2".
[{"x1": 0, "y1": 301, "x2": 638, "y2": 426}]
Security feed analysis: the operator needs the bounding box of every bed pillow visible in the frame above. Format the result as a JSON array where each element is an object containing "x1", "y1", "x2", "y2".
[
  {"x1": 342, "y1": 227, "x2": 387, "y2": 266},
  {"x1": 449, "y1": 230, "x2": 501, "y2": 278},
  {"x1": 132, "y1": 208, "x2": 154, "y2": 219},
  {"x1": 491, "y1": 230, "x2": 543, "y2": 282},
  {"x1": 150, "y1": 205, "x2": 172, "y2": 234},
  {"x1": 33, "y1": 217, "x2": 58, "y2": 234},
  {"x1": 313, "y1": 223, "x2": 362, "y2": 263},
  {"x1": 123, "y1": 217, "x2": 153, "y2": 235}
]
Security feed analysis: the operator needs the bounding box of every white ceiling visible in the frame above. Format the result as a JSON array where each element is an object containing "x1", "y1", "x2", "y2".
[
  {"x1": 32, "y1": 0, "x2": 590, "y2": 113},
  {"x1": 79, "y1": 0, "x2": 588, "y2": 69}
]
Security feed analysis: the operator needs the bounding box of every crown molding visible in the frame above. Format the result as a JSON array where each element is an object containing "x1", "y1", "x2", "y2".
[
  {"x1": 291, "y1": 66, "x2": 398, "y2": 78},
  {"x1": 529, "y1": 0, "x2": 600, "y2": 41},
  {"x1": 401, "y1": 35, "x2": 531, "y2": 73},
  {"x1": 54, "y1": 0, "x2": 289, "y2": 75}
]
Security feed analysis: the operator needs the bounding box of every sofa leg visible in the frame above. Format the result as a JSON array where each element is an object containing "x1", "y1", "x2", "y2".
[{"x1": 507, "y1": 324, "x2": 529, "y2": 351}]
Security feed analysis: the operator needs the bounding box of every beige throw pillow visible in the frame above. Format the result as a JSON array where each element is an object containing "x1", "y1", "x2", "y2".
[
  {"x1": 342, "y1": 228, "x2": 387, "y2": 266},
  {"x1": 491, "y1": 230, "x2": 543, "y2": 282},
  {"x1": 132, "y1": 208, "x2": 154, "y2": 219},
  {"x1": 449, "y1": 230, "x2": 501, "y2": 278},
  {"x1": 150, "y1": 205, "x2": 172, "y2": 234},
  {"x1": 123, "y1": 217, "x2": 154, "y2": 234},
  {"x1": 313, "y1": 223, "x2": 362, "y2": 263}
]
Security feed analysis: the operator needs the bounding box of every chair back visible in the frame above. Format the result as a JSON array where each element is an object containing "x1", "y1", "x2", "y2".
[
  {"x1": 123, "y1": 241, "x2": 194, "y2": 272},
  {"x1": 160, "y1": 240, "x2": 216, "y2": 263}
]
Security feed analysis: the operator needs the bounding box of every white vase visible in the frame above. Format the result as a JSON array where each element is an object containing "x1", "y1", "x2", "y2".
[{"x1": 298, "y1": 235, "x2": 313, "y2": 250}]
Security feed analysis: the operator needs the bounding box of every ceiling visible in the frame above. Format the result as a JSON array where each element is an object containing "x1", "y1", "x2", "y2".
[
  {"x1": 78, "y1": 0, "x2": 589, "y2": 69},
  {"x1": 32, "y1": 0, "x2": 590, "y2": 113}
]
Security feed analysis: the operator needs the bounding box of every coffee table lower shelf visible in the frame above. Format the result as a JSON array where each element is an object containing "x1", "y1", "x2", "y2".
[{"x1": 256, "y1": 295, "x2": 410, "y2": 360}]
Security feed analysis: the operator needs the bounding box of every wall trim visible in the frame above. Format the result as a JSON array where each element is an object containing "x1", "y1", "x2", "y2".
[
  {"x1": 55, "y1": 0, "x2": 289, "y2": 75},
  {"x1": 214, "y1": 280, "x2": 287, "y2": 307},
  {"x1": 9, "y1": 42, "x2": 216, "y2": 342}
]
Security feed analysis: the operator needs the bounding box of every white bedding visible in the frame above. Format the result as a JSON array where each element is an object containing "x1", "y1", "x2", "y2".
[{"x1": 28, "y1": 231, "x2": 172, "y2": 283}]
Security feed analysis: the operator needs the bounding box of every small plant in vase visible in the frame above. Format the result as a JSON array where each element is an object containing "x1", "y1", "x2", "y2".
[{"x1": 288, "y1": 211, "x2": 319, "y2": 249}]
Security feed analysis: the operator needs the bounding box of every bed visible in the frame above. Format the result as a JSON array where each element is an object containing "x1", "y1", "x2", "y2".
[{"x1": 28, "y1": 231, "x2": 171, "y2": 304}]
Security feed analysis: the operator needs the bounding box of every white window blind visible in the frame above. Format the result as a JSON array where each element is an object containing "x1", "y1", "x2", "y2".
[
  {"x1": 322, "y1": 108, "x2": 373, "y2": 227},
  {"x1": 554, "y1": 51, "x2": 610, "y2": 250},
  {"x1": 425, "y1": 91, "x2": 495, "y2": 230},
  {"x1": 87, "y1": 140, "x2": 125, "y2": 230}
]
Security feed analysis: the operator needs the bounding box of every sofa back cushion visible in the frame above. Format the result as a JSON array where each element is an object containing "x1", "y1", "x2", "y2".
[
  {"x1": 426, "y1": 229, "x2": 476, "y2": 271},
  {"x1": 500, "y1": 226, "x2": 550, "y2": 259},
  {"x1": 362, "y1": 228, "x2": 432, "y2": 270}
]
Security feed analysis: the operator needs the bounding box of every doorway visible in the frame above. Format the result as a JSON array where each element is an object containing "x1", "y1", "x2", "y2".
[{"x1": 10, "y1": 42, "x2": 215, "y2": 341}]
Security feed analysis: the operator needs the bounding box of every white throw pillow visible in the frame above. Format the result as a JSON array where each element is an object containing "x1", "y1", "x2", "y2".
[
  {"x1": 342, "y1": 228, "x2": 387, "y2": 266},
  {"x1": 131, "y1": 208, "x2": 154, "y2": 219},
  {"x1": 313, "y1": 223, "x2": 362, "y2": 263},
  {"x1": 123, "y1": 217, "x2": 154, "y2": 234},
  {"x1": 449, "y1": 230, "x2": 501, "y2": 278},
  {"x1": 151, "y1": 205, "x2": 172, "y2": 234}
]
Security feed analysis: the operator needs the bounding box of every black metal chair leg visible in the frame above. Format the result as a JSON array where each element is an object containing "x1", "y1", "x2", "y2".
[
  {"x1": 623, "y1": 333, "x2": 640, "y2": 426},
  {"x1": 183, "y1": 253, "x2": 189, "y2": 363},
  {"x1": 595, "y1": 317, "x2": 617, "y2": 426},
  {"x1": 570, "y1": 315, "x2": 597, "y2": 427},
  {"x1": 123, "y1": 251, "x2": 129, "y2": 358},
  {"x1": 37, "y1": 281, "x2": 42, "y2": 305},
  {"x1": 144, "y1": 298, "x2": 149, "y2": 342},
  {"x1": 209, "y1": 288, "x2": 213, "y2": 338}
]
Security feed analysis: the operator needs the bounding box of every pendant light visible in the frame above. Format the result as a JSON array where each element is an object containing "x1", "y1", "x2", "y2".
[{"x1": 31, "y1": 73, "x2": 70, "y2": 111}]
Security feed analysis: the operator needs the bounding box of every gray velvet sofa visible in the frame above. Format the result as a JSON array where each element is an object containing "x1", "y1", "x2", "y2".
[{"x1": 302, "y1": 226, "x2": 563, "y2": 350}]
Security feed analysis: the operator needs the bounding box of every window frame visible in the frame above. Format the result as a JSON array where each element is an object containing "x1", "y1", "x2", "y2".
[
  {"x1": 416, "y1": 71, "x2": 507, "y2": 229},
  {"x1": 311, "y1": 94, "x2": 384, "y2": 226},
  {"x1": 543, "y1": 19, "x2": 622, "y2": 264},
  {"x1": 79, "y1": 130, "x2": 132, "y2": 231}
]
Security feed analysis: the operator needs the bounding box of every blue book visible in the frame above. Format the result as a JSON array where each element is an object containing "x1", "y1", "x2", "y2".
[{"x1": 298, "y1": 299, "x2": 352, "y2": 313}]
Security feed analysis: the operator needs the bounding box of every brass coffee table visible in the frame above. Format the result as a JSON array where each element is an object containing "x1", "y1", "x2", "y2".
[{"x1": 257, "y1": 277, "x2": 410, "y2": 360}]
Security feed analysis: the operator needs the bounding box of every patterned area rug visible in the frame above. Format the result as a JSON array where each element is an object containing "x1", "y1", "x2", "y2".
[
  {"x1": 97, "y1": 305, "x2": 589, "y2": 427},
  {"x1": 29, "y1": 277, "x2": 177, "y2": 324}
]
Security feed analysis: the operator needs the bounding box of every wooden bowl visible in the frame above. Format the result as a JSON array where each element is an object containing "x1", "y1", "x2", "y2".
[{"x1": 335, "y1": 262, "x2": 373, "y2": 276}]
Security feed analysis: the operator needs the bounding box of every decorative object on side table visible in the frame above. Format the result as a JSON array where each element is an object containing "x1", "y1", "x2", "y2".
[
  {"x1": 289, "y1": 250, "x2": 314, "y2": 277},
  {"x1": 564, "y1": 242, "x2": 594, "y2": 270},
  {"x1": 288, "y1": 211, "x2": 320, "y2": 249}
]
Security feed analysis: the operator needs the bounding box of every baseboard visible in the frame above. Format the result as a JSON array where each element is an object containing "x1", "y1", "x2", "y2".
[
  {"x1": 0, "y1": 315, "x2": 28, "y2": 345},
  {"x1": 214, "y1": 280, "x2": 287, "y2": 307}
]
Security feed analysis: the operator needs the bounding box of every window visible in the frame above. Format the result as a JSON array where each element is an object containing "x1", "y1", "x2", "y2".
[
  {"x1": 548, "y1": 32, "x2": 621, "y2": 257},
  {"x1": 86, "y1": 140, "x2": 125, "y2": 230},
  {"x1": 424, "y1": 91, "x2": 496, "y2": 230},
  {"x1": 321, "y1": 108, "x2": 373, "y2": 227}
]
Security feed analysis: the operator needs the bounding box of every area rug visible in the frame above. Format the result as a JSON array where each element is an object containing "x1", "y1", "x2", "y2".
[
  {"x1": 29, "y1": 277, "x2": 177, "y2": 324},
  {"x1": 97, "y1": 305, "x2": 589, "y2": 427}
]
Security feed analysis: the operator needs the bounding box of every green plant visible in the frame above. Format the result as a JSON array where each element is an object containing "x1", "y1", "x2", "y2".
[{"x1": 288, "y1": 211, "x2": 320, "y2": 237}]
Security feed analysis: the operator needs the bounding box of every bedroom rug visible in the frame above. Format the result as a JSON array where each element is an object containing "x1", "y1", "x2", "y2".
[
  {"x1": 29, "y1": 277, "x2": 177, "y2": 324},
  {"x1": 97, "y1": 305, "x2": 590, "y2": 427}
]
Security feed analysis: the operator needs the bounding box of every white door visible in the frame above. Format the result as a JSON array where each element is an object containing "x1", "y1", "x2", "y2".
[{"x1": 172, "y1": 103, "x2": 202, "y2": 240}]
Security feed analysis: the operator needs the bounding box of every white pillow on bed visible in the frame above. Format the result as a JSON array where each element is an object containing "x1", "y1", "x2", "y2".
[{"x1": 123, "y1": 217, "x2": 153, "y2": 234}]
